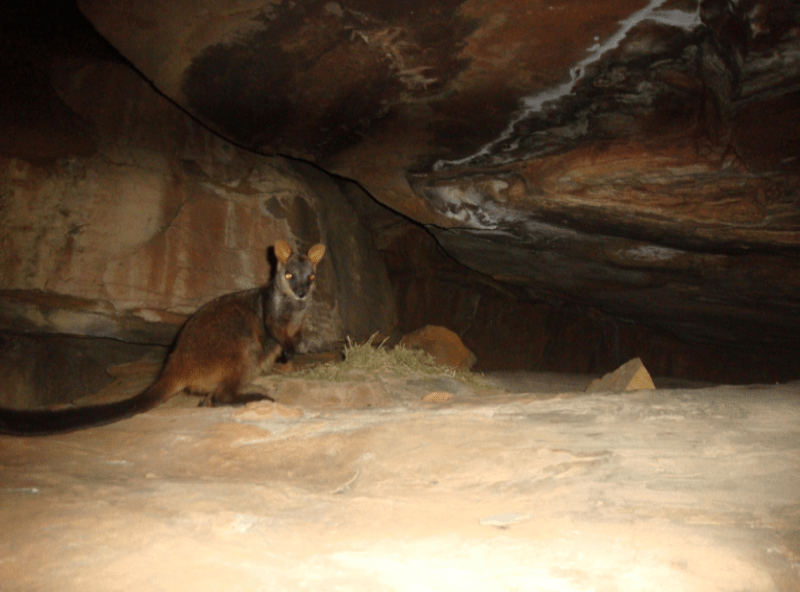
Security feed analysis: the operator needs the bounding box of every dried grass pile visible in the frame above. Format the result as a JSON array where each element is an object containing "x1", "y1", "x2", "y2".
[{"x1": 292, "y1": 335, "x2": 481, "y2": 384}]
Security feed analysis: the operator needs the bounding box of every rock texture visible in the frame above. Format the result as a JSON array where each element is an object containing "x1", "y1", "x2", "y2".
[
  {"x1": 74, "y1": 0, "x2": 800, "y2": 354},
  {"x1": 382, "y1": 224, "x2": 800, "y2": 384},
  {"x1": 1, "y1": 369, "x2": 799, "y2": 590},
  {"x1": 586, "y1": 357, "x2": 656, "y2": 393},
  {"x1": 0, "y1": 11, "x2": 397, "y2": 354},
  {"x1": 0, "y1": 333, "x2": 163, "y2": 408},
  {"x1": 399, "y1": 324, "x2": 477, "y2": 369}
]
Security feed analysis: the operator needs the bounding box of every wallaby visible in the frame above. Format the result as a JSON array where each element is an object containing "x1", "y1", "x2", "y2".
[{"x1": 0, "y1": 240, "x2": 325, "y2": 436}]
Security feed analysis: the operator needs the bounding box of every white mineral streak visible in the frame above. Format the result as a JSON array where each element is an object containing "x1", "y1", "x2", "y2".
[{"x1": 433, "y1": 1, "x2": 702, "y2": 171}]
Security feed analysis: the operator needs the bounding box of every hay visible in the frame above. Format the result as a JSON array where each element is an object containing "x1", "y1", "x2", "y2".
[{"x1": 288, "y1": 334, "x2": 483, "y2": 385}]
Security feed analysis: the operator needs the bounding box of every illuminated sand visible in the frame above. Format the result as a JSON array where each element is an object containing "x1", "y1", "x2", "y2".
[{"x1": 1, "y1": 370, "x2": 798, "y2": 591}]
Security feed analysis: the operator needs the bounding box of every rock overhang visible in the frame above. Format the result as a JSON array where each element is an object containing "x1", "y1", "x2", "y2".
[{"x1": 66, "y1": 0, "x2": 800, "y2": 351}]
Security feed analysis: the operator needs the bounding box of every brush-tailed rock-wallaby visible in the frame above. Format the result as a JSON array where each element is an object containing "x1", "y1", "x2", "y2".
[{"x1": 0, "y1": 240, "x2": 325, "y2": 435}]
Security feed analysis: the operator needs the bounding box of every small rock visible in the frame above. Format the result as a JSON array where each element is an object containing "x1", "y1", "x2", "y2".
[
  {"x1": 399, "y1": 325, "x2": 477, "y2": 369},
  {"x1": 422, "y1": 391, "x2": 455, "y2": 403},
  {"x1": 586, "y1": 357, "x2": 655, "y2": 393}
]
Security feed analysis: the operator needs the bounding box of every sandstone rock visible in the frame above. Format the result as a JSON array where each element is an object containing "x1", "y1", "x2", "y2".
[
  {"x1": 74, "y1": 0, "x2": 800, "y2": 355},
  {"x1": 382, "y1": 223, "x2": 800, "y2": 384},
  {"x1": 0, "y1": 333, "x2": 163, "y2": 408},
  {"x1": 421, "y1": 391, "x2": 455, "y2": 403},
  {"x1": 586, "y1": 357, "x2": 655, "y2": 394},
  {"x1": 257, "y1": 378, "x2": 393, "y2": 409},
  {"x1": 399, "y1": 325, "x2": 477, "y2": 370},
  {"x1": 3, "y1": 374, "x2": 799, "y2": 590},
  {"x1": 0, "y1": 54, "x2": 396, "y2": 353},
  {"x1": 3, "y1": 2, "x2": 799, "y2": 389}
]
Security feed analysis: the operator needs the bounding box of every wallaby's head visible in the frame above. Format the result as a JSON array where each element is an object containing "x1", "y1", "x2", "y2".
[{"x1": 274, "y1": 240, "x2": 326, "y2": 300}]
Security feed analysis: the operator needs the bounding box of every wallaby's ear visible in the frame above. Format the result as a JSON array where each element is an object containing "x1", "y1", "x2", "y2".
[
  {"x1": 274, "y1": 240, "x2": 293, "y2": 264},
  {"x1": 307, "y1": 244, "x2": 326, "y2": 265}
]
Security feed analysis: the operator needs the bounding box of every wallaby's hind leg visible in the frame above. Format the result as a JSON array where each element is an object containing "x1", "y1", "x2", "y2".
[
  {"x1": 199, "y1": 391, "x2": 274, "y2": 407},
  {"x1": 196, "y1": 341, "x2": 282, "y2": 408},
  {"x1": 229, "y1": 391, "x2": 275, "y2": 406},
  {"x1": 198, "y1": 379, "x2": 274, "y2": 408}
]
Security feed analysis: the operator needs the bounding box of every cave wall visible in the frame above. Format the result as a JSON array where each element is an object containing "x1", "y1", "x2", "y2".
[
  {"x1": 67, "y1": 0, "x2": 800, "y2": 367},
  {"x1": 0, "y1": 55, "x2": 396, "y2": 348},
  {"x1": 383, "y1": 224, "x2": 800, "y2": 384},
  {"x1": 0, "y1": 1, "x2": 798, "y2": 402},
  {"x1": 0, "y1": 11, "x2": 397, "y2": 405},
  {"x1": 0, "y1": 333, "x2": 162, "y2": 409}
]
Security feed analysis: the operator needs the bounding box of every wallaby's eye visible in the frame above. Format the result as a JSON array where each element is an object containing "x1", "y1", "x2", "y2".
[
  {"x1": 309, "y1": 275, "x2": 315, "y2": 282},
  {"x1": 284, "y1": 272, "x2": 293, "y2": 280}
]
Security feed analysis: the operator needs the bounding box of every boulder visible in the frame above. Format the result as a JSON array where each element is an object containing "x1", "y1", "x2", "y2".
[
  {"x1": 586, "y1": 358, "x2": 656, "y2": 394},
  {"x1": 400, "y1": 325, "x2": 477, "y2": 370}
]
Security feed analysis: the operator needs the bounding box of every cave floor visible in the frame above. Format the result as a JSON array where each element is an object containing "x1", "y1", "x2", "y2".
[{"x1": 1, "y1": 368, "x2": 799, "y2": 591}]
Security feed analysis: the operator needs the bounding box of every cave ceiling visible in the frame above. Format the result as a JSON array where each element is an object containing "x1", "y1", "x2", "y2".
[{"x1": 76, "y1": 0, "x2": 800, "y2": 349}]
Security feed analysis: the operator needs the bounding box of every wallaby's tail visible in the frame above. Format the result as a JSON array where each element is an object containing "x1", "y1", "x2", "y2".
[{"x1": 0, "y1": 382, "x2": 172, "y2": 436}]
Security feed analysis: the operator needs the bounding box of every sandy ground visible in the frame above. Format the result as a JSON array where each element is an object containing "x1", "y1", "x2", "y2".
[{"x1": 0, "y1": 363, "x2": 798, "y2": 591}]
